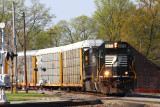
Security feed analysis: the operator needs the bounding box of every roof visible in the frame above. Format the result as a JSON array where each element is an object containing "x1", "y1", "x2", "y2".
[
  {"x1": 18, "y1": 50, "x2": 38, "y2": 56},
  {"x1": 36, "y1": 40, "x2": 104, "y2": 55},
  {"x1": 18, "y1": 40, "x2": 105, "y2": 56}
]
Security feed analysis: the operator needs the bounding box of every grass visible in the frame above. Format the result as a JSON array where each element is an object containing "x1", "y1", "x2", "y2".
[
  {"x1": 6, "y1": 92, "x2": 58, "y2": 101},
  {"x1": 141, "y1": 93, "x2": 160, "y2": 95}
]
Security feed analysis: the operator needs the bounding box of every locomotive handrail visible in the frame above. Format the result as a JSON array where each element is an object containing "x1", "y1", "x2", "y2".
[
  {"x1": 97, "y1": 64, "x2": 105, "y2": 82},
  {"x1": 129, "y1": 60, "x2": 136, "y2": 79},
  {"x1": 132, "y1": 60, "x2": 136, "y2": 79}
]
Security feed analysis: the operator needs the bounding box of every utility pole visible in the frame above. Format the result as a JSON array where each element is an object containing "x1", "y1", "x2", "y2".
[
  {"x1": 11, "y1": 57, "x2": 13, "y2": 93},
  {"x1": 23, "y1": 12, "x2": 28, "y2": 93},
  {"x1": 47, "y1": 29, "x2": 56, "y2": 47},
  {"x1": 12, "y1": 2, "x2": 18, "y2": 93}
]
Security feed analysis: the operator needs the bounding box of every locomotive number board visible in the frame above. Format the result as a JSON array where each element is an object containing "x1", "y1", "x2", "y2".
[{"x1": 105, "y1": 44, "x2": 126, "y2": 48}]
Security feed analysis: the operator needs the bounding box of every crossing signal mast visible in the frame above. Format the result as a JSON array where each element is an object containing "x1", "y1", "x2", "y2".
[{"x1": 0, "y1": 22, "x2": 10, "y2": 103}]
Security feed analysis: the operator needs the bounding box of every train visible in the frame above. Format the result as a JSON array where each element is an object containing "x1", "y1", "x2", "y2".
[{"x1": 5, "y1": 40, "x2": 136, "y2": 95}]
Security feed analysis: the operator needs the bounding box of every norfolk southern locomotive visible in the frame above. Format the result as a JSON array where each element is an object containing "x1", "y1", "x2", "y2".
[
  {"x1": 6, "y1": 40, "x2": 136, "y2": 95},
  {"x1": 83, "y1": 41, "x2": 136, "y2": 95}
]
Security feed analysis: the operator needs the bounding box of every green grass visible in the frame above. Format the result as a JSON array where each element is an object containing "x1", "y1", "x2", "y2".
[
  {"x1": 141, "y1": 93, "x2": 160, "y2": 95},
  {"x1": 6, "y1": 92, "x2": 58, "y2": 101}
]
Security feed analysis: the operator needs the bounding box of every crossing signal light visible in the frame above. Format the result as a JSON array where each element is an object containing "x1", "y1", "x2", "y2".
[{"x1": 6, "y1": 51, "x2": 18, "y2": 61}]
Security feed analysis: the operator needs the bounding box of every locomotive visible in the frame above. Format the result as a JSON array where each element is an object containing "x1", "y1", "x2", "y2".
[
  {"x1": 84, "y1": 41, "x2": 136, "y2": 95},
  {"x1": 6, "y1": 40, "x2": 136, "y2": 95}
]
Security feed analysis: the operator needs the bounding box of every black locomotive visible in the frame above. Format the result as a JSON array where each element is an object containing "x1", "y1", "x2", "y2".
[{"x1": 83, "y1": 41, "x2": 136, "y2": 95}]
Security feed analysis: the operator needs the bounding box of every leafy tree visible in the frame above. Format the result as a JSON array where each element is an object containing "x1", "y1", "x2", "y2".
[
  {"x1": 93, "y1": 0, "x2": 134, "y2": 41},
  {"x1": 70, "y1": 15, "x2": 97, "y2": 41},
  {"x1": 93, "y1": 0, "x2": 160, "y2": 66},
  {"x1": 124, "y1": 0, "x2": 160, "y2": 66},
  {"x1": 46, "y1": 22, "x2": 64, "y2": 47},
  {"x1": 0, "y1": 0, "x2": 54, "y2": 51},
  {"x1": 55, "y1": 20, "x2": 73, "y2": 44},
  {"x1": 31, "y1": 31, "x2": 50, "y2": 49},
  {"x1": 47, "y1": 15, "x2": 97, "y2": 46},
  {"x1": 0, "y1": 0, "x2": 26, "y2": 51}
]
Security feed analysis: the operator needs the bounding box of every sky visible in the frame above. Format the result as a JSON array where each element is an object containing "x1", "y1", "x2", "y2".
[
  {"x1": 27, "y1": 0, "x2": 136, "y2": 26},
  {"x1": 39, "y1": 0, "x2": 96, "y2": 25}
]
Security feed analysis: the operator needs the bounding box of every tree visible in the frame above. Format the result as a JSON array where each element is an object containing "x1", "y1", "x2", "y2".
[
  {"x1": 93, "y1": 0, "x2": 160, "y2": 66},
  {"x1": 46, "y1": 23, "x2": 64, "y2": 47},
  {"x1": 124, "y1": 0, "x2": 160, "y2": 66},
  {"x1": 47, "y1": 15, "x2": 97, "y2": 46},
  {"x1": 137, "y1": 0, "x2": 160, "y2": 57},
  {"x1": 0, "y1": 0, "x2": 55, "y2": 51},
  {"x1": 0, "y1": 0, "x2": 26, "y2": 50},
  {"x1": 93, "y1": 0, "x2": 134, "y2": 41},
  {"x1": 70, "y1": 15, "x2": 97, "y2": 41},
  {"x1": 31, "y1": 31, "x2": 50, "y2": 49},
  {"x1": 56, "y1": 20, "x2": 74, "y2": 44}
]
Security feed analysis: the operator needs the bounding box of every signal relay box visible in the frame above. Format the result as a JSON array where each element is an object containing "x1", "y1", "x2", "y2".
[{"x1": 0, "y1": 74, "x2": 10, "y2": 87}]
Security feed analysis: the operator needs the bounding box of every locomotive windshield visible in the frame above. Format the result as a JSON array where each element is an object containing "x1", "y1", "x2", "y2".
[{"x1": 106, "y1": 48, "x2": 127, "y2": 54}]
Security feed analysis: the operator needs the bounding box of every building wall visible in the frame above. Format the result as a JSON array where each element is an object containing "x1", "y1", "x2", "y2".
[{"x1": 134, "y1": 50, "x2": 160, "y2": 90}]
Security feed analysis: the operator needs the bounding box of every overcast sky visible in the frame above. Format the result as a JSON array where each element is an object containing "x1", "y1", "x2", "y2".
[{"x1": 39, "y1": 0, "x2": 96, "y2": 25}]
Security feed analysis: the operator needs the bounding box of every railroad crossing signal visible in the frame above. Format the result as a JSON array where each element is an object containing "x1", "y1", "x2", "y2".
[
  {"x1": 0, "y1": 22, "x2": 10, "y2": 103},
  {"x1": 6, "y1": 51, "x2": 18, "y2": 61}
]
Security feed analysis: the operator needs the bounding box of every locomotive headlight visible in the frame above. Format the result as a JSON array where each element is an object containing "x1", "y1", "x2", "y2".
[
  {"x1": 125, "y1": 71, "x2": 128, "y2": 75},
  {"x1": 114, "y1": 42, "x2": 118, "y2": 48},
  {"x1": 104, "y1": 71, "x2": 110, "y2": 76}
]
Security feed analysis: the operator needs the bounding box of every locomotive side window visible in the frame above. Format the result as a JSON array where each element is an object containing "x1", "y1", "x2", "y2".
[
  {"x1": 99, "y1": 49, "x2": 104, "y2": 58},
  {"x1": 84, "y1": 49, "x2": 89, "y2": 66},
  {"x1": 127, "y1": 48, "x2": 132, "y2": 55}
]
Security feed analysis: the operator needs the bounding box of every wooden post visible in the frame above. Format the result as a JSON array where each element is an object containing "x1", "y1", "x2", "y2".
[
  {"x1": 12, "y1": 2, "x2": 18, "y2": 94},
  {"x1": 23, "y1": 12, "x2": 28, "y2": 93}
]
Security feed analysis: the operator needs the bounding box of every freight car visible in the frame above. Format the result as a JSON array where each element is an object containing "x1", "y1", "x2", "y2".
[{"x1": 6, "y1": 40, "x2": 136, "y2": 95}]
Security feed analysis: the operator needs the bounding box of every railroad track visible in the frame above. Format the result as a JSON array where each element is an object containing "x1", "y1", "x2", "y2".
[
  {"x1": 66, "y1": 90, "x2": 107, "y2": 97},
  {"x1": 5, "y1": 90, "x2": 160, "y2": 107},
  {"x1": 61, "y1": 90, "x2": 160, "y2": 106}
]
